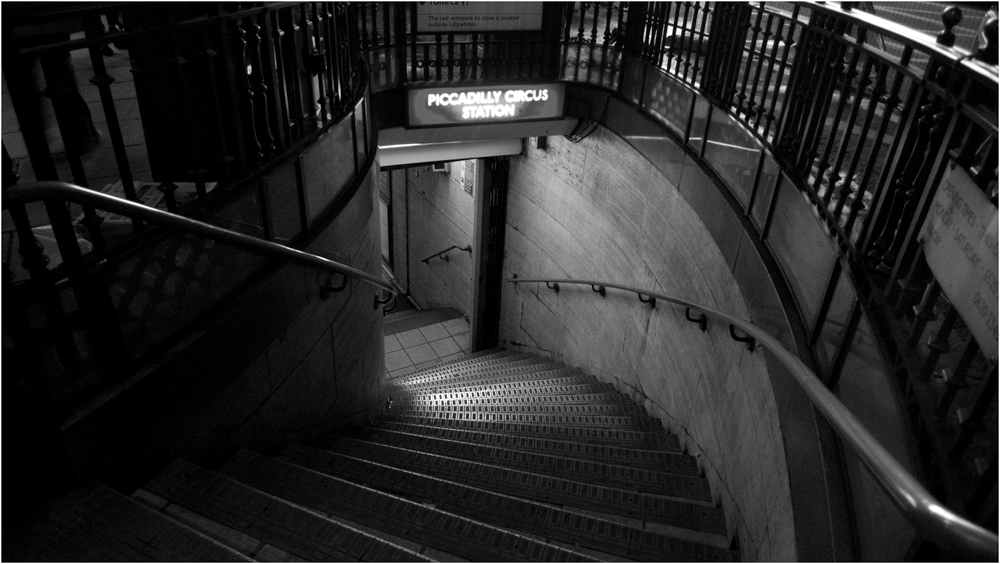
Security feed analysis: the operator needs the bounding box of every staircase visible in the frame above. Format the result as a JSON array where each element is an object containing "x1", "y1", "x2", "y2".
[{"x1": 6, "y1": 349, "x2": 740, "y2": 562}]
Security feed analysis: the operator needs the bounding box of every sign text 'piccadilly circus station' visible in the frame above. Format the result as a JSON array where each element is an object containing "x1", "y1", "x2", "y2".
[{"x1": 407, "y1": 84, "x2": 565, "y2": 127}]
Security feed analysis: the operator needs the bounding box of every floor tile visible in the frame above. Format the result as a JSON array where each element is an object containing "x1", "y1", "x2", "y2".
[
  {"x1": 429, "y1": 336, "x2": 461, "y2": 358},
  {"x1": 418, "y1": 322, "x2": 451, "y2": 342},
  {"x1": 454, "y1": 332, "x2": 469, "y2": 350},
  {"x1": 443, "y1": 317, "x2": 469, "y2": 336},
  {"x1": 396, "y1": 328, "x2": 428, "y2": 348},
  {"x1": 405, "y1": 343, "x2": 437, "y2": 365},
  {"x1": 384, "y1": 335, "x2": 402, "y2": 353},
  {"x1": 385, "y1": 349, "x2": 413, "y2": 372},
  {"x1": 439, "y1": 352, "x2": 466, "y2": 363}
]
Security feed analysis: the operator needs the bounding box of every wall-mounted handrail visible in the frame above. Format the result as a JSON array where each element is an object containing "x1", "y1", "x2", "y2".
[
  {"x1": 5, "y1": 182, "x2": 397, "y2": 304},
  {"x1": 420, "y1": 244, "x2": 472, "y2": 264},
  {"x1": 507, "y1": 276, "x2": 999, "y2": 561}
]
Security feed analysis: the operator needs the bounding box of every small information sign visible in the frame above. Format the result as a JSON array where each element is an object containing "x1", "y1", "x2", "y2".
[
  {"x1": 919, "y1": 163, "x2": 999, "y2": 358},
  {"x1": 416, "y1": 3, "x2": 543, "y2": 33}
]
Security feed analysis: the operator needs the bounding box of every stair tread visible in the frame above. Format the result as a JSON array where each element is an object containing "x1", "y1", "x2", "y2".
[
  {"x1": 336, "y1": 428, "x2": 707, "y2": 494},
  {"x1": 141, "y1": 459, "x2": 432, "y2": 562},
  {"x1": 322, "y1": 436, "x2": 716, "y2": 508},
  {"x1": 221, "y1": 449, "x2": 599, "y2": 562},
  {"x1": 281, "y1": 444, "x2": 736, "y2": 561},
  {"x1": 6, "y1": 482, "x2": 250, "y2": 562}
]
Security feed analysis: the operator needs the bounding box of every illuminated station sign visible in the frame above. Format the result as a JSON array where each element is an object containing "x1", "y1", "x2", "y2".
[{"x1": 407, "y1": 83, "x2": 565, "y2": 128}]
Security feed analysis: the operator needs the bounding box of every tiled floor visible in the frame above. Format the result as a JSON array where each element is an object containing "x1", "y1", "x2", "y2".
[{"x1": 384, "y1": 317, "x2": 470, "y2": 379}]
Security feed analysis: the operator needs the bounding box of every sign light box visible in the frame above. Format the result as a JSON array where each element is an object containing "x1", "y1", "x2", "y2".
[{"x1": 407, "y1": 83, "x2": 565, "y2": 128}]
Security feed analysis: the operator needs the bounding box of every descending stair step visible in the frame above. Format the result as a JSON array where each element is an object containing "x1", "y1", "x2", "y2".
[
  {"x1": 324, "y1": 437, "x2": 718, "y2": 516},
  {"x1": 389, "y1": 412, "x2": 677, "y2": 449},
  {"x1": 139, "y1": 459, "x2": 433, "y2": 562},
  {"x1": 281, "y1": 445, "x2": 736, "y2": 562},
  {"x1": 398, "y1": 390, "x2": 640, "y2": 408},
  {"x1": 222, "y1": 450, "x2": 598, "y2": 562},
  {"x1": 339, "y1": 428, "x2": 708, "y2": 497},
  {"x1": 386, "y1": 349, "x2": 518, "y2": 382},
  {"x1": 391, "y1": 371, "x2": 615, "y2": 396},
  {"x1": 376, "y1": 421, "x2": 691, "y2": 465},
  {"x1": 393, "y1": 355, "x2": 550, "y2": 386},
  {"x1": 392, "y1": 361, "x2": 568, "y2": 392},
  {"x1": 6, "y1": 482, "x2": 250, "y2": 562},
  {"x1": 391, "y1": 402, "x2": 661, "y2": 430}
]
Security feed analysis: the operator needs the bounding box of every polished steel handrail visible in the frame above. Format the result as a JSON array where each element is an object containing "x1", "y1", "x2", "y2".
[
  {"x1": 508, "y1": 276, "x2": 999, "y2": 561},
  {"x1": 420, "y1": 244, "x2": 472, "y2": 264},
  {"x1": 5, "y1": 182, "x2": 397, "y2": 300}
]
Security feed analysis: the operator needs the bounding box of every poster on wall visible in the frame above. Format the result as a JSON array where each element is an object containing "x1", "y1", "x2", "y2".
[
  {"x1": 919, "y1": 163, "x2": 999, "y2": 358},
  {"x1": 415, "y1": 3, "x2": 543, "y2": 33},
  {"x1": 407, "y1": 83, "x2": 565, "y2": 127}
]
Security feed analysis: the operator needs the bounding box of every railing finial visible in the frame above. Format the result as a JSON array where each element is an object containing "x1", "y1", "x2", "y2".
[{"x1": 937, "y1": 6, "x2": 963, "y2": 47}]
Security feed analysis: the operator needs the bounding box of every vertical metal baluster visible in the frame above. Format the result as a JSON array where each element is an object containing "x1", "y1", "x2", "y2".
[
  {"x1": 796, "y1": 17, "x2": 847, "y2": 176},
  {"x1": 763, "y1": 9, "x2": 796, "y2": 142},
  {"x1": 435, "y1": 33, "x2": 443, "y2": 82},
  {"x1": 879, "y1": 81, "x2": 961, "y2": 278},
  {"x1": 678, "y1": 2, "x2": 692, "y2": 80},
  {"x1": 831, "y1": 56, "x2": 882, "y2": 226},
  {"x1": 262, "y1": 10, "x2": 289, "y2": 152},
  {"x1": 935, "y1": 340, "x2": 979, "y2": 417},
  {"x1": 249, "y1": 12, "x2": 276, "y2": 155},
  {"x1": 815, "y1": 48, "x2": 864, "y2": 205},
  {"x1": 308, "y1": 5, "x2": 328, "y2": 125},
  {"x1": 471, "y1": 33, "x2": 480, "y2": 81},
  {"x1": 857, "y1": 51, "x2": 918, "y2": 253},
  {"x1": 907, "y1": 279, "x2": 941, "y2": 346},
  {"x1": 217, "y1": 6, "x2": 250, "y2": 173},
  {"x1": 423, "y1": 33, "x2": 431, "y2": 81},
  {"x1": 736, "y1": 7, "x2": 765, "y2": 120},
  {"x1": 748, "y1": 12, "x2": 777, "y2": 132},
  {"x1": 448, "y1": 33, "x2": 455, "y2": 81},
  {"x1": 7, "y1": 200, "x2": 51, "y2": 283},
  {"x1": 326, "y1": 3, "x2": 344, "y2": 114},
  {"x1": 459, "y1": 40, "x2": 467, "y2": 81},
  {"x1": 359, "y1": 1, "x2": 370, "y2": 51},
  {"x1": 576, "y1": 2, "x2": 587, "y2": 43},
  {"x1": 410, "y1": 5, "x2": 419, "y2": 83},
  {"x1": 298, "y1": 6, "x2": 319, "y2": 127},
  {"x1": 382, "y1": 2, "x2": 393, "y2": 84},
  {"x1": 692, "y1": 2, "x2": 712, "y2": 87}
]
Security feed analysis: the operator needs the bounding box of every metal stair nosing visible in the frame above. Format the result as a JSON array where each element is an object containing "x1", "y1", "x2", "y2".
[
  {"x1": 388, "y1": 352, "x2": 543, "y2": 385},
  {"x1": 391, "y1": 370, "x2": 609, "y2": 396},
  {"x1": 332, "y1": 428, "x2": 710, "y2": 497},
  {"x1": 388, "y1": 413, "x2": 679, "y2": 450},
  {"x1": 281, "y1": 444, "x2": 737, "y2": 562},
  {"x1": 327, "y1": 436, "x2": 718, "y2": 513},
  {"x1": 219, "y1": 449, "x2": 599, "y2": 562},
  {"x1": 386, "y1": 348, "x2": 519, "y2": 383},
  {"x1": 138, "y1": 459, "x2": 433, "y2": 562},
  {"x1": 392, "y1": 361, "x2": 581, "y2": 390},
  {"x1": 371, "y1": 421, "x2": 692, "y2": 467},
  {"x1": 392, "y1": 400, "x2": 660, "y2": 426}
]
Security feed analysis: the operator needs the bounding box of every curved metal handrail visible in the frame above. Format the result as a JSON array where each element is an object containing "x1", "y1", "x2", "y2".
[
  {"x1": 508, "y1": 276, "x2": 999, "y2": 561},
  {"x1": 5, "y1": 182, "x2": 397, "y2": 303},
  {"x1": 420, "y1": 244, "x2": 472, "y2": 264}
]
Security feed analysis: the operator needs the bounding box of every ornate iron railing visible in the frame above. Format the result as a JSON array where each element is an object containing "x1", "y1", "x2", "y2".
[
  {"x1": 354, "y1": 1, "x2": 997, "y2": 559},
  {"x1": 3, "y1": 3, "x2": 376, "y2": 407}
]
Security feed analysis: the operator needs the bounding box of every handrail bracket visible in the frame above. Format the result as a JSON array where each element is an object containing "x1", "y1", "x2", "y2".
[
  {"x1": 546, "y1": 281, "x2": 560, "y2": 293},
  {"x1": 638, "y1": 293, "x2": 656, "y2": 308},
  {"x1": 729, "y1": 324, "x2": 757, "y2": 352},
  {"x1": 685, "y1": 307, "x2": 707, "y2": 332},
  {"x1": 320, "y1": 273, "x2": 349, "y2": 299},
  {"x1": 591, "y1": 284, "x2": 606, "y2": 297}
]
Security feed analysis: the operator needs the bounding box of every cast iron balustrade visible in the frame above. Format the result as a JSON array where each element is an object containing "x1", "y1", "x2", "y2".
[{"x1": 354, "y1": 2, "x2": 997, "y2": 559}]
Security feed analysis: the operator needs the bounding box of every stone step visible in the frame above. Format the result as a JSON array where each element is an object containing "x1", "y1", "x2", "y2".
[
  {"x1": 397, "y1": 389, "x2": 639, "y2": 409},
  {"x1": 324, "y1": 437, "x2": 718, "y2": 515},
  {"x1": 5, "y1": 482, "x2": 250, "y2": 562},
  {"x1": 221, "y1": 449, "x2": 597, "y2": 562},
  {"x1": 391, "y1": 369, "x2": 613, "y2": 396},
  {"x1": 373, "y1": 421, "x2": 691, "y2": 466},
  {"x1": 387, "y1": 412, "x2": 677, "y2": 450},
  {"x1": 281, "y1": 445, "x2": 736, "y2": 562},
  {"x1": 386, "y1": 349, "x2": 518, "y2": 383},
  {"x1": 139, "y1": 459, "x2": 433, "y2": 562},
  {"x1": 390, "y1": 401, "x2": 660, "y2": 430},
  {"x1": 339, "y1": 428, "x2": 707, "y2": 496},
  {"x1": 391, "y1": 355, "x2": 556, "y2": 388}
]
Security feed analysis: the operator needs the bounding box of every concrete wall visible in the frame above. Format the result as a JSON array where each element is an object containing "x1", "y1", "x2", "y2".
[
  {"x1": 62, "y1": 167, "x2": 386, "y2": 489},
  {"x1": 405, "y1": 163, "x2": 475, "y2": 315},
  {"x1": 499, "y1": 128, "x2": 794, "y2": 561}
]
